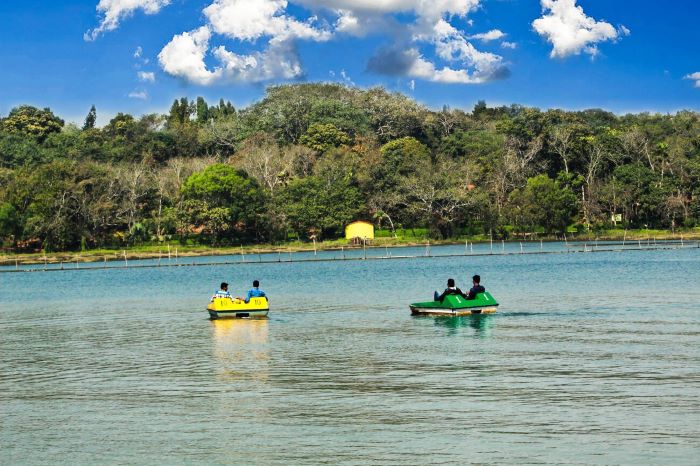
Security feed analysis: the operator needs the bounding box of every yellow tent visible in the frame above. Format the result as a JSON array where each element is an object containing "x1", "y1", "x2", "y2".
[{"x1": 345, "y1": 221, "x2": 374, "y2": 240}]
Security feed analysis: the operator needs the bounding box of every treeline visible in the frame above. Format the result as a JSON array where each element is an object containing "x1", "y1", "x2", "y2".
[{"x1": 1, "y1": 83, "x2": 699, "y2": 251}]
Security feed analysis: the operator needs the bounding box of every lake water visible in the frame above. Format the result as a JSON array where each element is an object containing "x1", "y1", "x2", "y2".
[{"x1": 2, "y1": 244, "x2": 699, "y2": 464}]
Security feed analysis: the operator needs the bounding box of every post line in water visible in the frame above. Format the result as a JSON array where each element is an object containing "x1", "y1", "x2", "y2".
[{"x1": 2, "y1": 241, "x2": 697, "y2": 274}]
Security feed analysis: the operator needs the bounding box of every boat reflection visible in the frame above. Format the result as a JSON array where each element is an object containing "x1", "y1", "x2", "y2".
[
  {"x1": 211, "y1": 318, "x2": 270, "y2": 382},
  {"x1": 433, "y1": 314, "x2": 495, "y2": 337}
]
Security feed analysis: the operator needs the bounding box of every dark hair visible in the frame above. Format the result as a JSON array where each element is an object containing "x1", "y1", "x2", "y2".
[
  {"x1": 447, "y1": 278, "x2": 455, "y2": 287},
  {"x1": 253, "y1": 280, "x2": 260, "y2": 287},
  {"x1": 472, "y1": 275, "x2": 481, "y2": 284},
  {"x1": 221, "y1": 282, "x2": 228, "y2": 289}
]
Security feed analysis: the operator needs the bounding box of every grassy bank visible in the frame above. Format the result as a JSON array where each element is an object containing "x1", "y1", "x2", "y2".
[{"x1": 2, "y1": 228, "x2": 699, "y2": 266}]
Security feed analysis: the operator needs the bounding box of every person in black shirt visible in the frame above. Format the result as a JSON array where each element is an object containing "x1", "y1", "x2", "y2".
[
  {"x1": 434, "y1": 278, "x2": 466, "y2": 302},
  {"x1": 466, "y1": 274, "x2": 486, "y2": 300}
]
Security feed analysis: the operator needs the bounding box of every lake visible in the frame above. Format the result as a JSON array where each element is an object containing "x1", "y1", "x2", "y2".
[{"x1": 2, "y1": 244, "x2": 699, "y2": 464}]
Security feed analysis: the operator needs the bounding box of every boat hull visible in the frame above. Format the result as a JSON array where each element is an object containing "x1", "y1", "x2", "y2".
[
  {"x1": 207, "y1": 297, "x2": 269, "y2": 319},
  {"x1": 409, "y1": 292, "x2": 499, "y2": 316},
  {"x1": 410, "y1": 306, "x2": 497, "y2": 316},
  {"x1": 208, "y1": 309, "x2": 269, "y2": 319}
]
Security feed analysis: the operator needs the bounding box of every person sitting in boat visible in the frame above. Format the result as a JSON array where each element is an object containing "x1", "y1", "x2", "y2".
[
  {"x1": 211, "y1": 282, "x2": 233, "y2": 301},
  {"x1": 465, "y1": 275, "x2": 486, "y2": 300},
  {"x1": 243, "y1": 280, "x2": 266, "y2": 303},
  {"x1": 434, "y1": 278, "x2": 466, "y2": 302}
]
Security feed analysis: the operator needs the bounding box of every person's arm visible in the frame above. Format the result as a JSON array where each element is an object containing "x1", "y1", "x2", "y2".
[
  {"x1": 466, "y1": 287, "x2": 477, "y2": 300},
  {"x1": 437, "y1": 289, "x2": 448, "y2": 302},
  {"x1": 244, "y1": 289, "x2": 253, "y2": 303}
]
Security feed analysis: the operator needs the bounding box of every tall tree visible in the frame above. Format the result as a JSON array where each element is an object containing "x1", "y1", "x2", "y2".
[{"x1": 83, "y1": 105, "x2": 97, "y2": 130}]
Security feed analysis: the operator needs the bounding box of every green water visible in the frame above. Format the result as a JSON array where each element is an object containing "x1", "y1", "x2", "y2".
[{"x1": 2, "y1": 245, "x2": 699, "y2": 464}]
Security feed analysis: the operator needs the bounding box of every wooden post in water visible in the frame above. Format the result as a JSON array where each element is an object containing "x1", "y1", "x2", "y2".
[
  {"x1": 540, "y1": 239, "x2": 543, "y2": 251},
  {"x1": 502, "y1": 240, "x2": 505, "y2": 252},
  {"x1": 15, "y1": 258, "x2": 18, "y2": 270},
  {"x1": 158, "y1": 250, "x2": 161, "y2": 267},
  {"x1": 123, "y1": 250, "x2": 128, "y2": 267},
  {"x1": 175, "y1": 248, "x2": 178, "y2": 265},
  {"x1": 44, "y1": 255, "x2": 48, "y2": 270},
  {"x1": 104, "y1": 256, "x2": 107, "y2": 268},
  {"x1": 364, "y1": 239, "x2": 367, "y2": 260},
  {"x1": 167, "y1": 244, "x2": 171, "y2": 262},
  {"x1": 470, "y1": 242, "x2": 473, "y2": 254},
  {"x1": 278, "y1": 251, "x2": 281, "y2": 262},
  {"x1": 520, "y1": 242, "x2": 523, "y2": 253},
  {"x1": 623, "y1": 230, "x2": 627, "y2": 248}
]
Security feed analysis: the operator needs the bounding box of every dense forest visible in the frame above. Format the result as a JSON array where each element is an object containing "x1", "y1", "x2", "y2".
[{"x1": 1, "y1": 83, "x2": 699, "y2": 251}]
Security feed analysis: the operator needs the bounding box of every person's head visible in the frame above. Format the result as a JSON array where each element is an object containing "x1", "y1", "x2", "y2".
[
  {"x1": 447, "y1": 278, "x2": 455, "y2": 287},
  {"x1": 220, "y1": 282, "x2": 228, "y2": 291},
  {"x1": 472, "y1": 275, "x2": 481, "y2": 285},
  {"x1": 253, "y1": 280, "x2": 260, "y2": 288}
]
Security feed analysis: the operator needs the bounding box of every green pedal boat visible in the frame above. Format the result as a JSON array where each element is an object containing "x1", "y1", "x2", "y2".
[{"x1": 409, "y1": 292, "x2": 499, "y2": 316}]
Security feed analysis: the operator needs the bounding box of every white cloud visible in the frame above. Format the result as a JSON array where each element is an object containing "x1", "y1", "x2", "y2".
[
  {"x1": 85, "y1": 0, "x2": 171, "y2": 41},
  {"x1": 158, "y1": 26, "x2": 222, "y2": 85},
  {"x1": 408, "y1": 79, "x2": 415, "y2": 91},
  {"x1": 213, "y1": 42, "x2": 304, "y2": 81},
  {"x1": 134, "y1": 46, "x2": 143, "y2": 58},
  {"x1": 128, "y1": 90, "x2": 148, "y2": 99},
  {"x1": 155, "y1": 0, "x2": 507, "y2": 85},
  {"x1": 467, "y1": 29, "x2": 505, "y2": 42},
  {"x1": 685, "y1": 72, "x2": 700, "y2": 88},
  {"x1": 532, "y1": 0, "x2": 628, "y2": 58},
  {"x1": 204, "y1": 0, "x2": 330, "y2": 43},
  {"x1": 501, "y1": 41, "x2": 517, "y2": 49},
  {"x1": 137, "y1": 71, "x2": 156, "y2": 82}
]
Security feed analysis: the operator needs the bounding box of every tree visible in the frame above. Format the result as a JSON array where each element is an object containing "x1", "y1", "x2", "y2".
[
  {"x1": 235, "y1": 133, "x2": 294, "y2": 197},
  {"x1": 508, "y1": 174, "x2": 578, "y2": 235},
  {"x1": 182, "y1": 164, "x2": 267, "y2": 242},
  {"x1": 2, "y1": 106, "x2": 64, "y2": 141},
  {"x1": 0, "y1": 202, "x2": 20, "y2": 244},
  {"x1": 83, "y1": 105, "x2": 97, "y2": 130},
  {"x1": 299, "y1": 123, "x2": 351, "y2": 153},
  {"x1": 278, "y1": 176, "x2": 364, "y2": 239},
  {"x1": 195, "y1": 97, "x2": 209, "y2": 124}
]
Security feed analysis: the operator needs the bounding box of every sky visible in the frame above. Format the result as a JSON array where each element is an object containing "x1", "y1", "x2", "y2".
[{"x1": 0, "y1": 0, "x2": 698, "y2": 125}]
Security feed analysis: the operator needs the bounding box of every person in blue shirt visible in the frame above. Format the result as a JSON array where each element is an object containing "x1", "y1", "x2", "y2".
[
  {"x1": 243, "y1": 280, "x2": 266, "y2": 303},
  {"x1": 211, "y1": 282, "x2": 232, "y2": 301},
  {"x1": 465, "y1": 275, "x2": 486, "y2": 300}
]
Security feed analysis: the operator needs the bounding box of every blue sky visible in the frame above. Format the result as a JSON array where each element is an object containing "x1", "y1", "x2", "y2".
[{"x1": 0, "y1": 0, "x2": 698, "y2": 125}]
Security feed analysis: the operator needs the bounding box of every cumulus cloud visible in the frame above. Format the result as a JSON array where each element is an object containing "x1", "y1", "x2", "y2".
[
  {"x1": 149, "y1": 0, "x2": 507, "y2": 85},
  {"x1": 533, "y1": 0, "x2": 628, "y2": 58},
  {"x1": 137, "y1": 71, "x2": 155, "y2": 82},
  {"x1": 501, "y1": 41, "x2": 517, "y2": 49},
  {"x1": 128, "y1": 90, "x2": 148, "y2": 99},
  {"x1": 85, "y1": 0, "x2": 171, "y2": 41},
  {"x1": 158, "y1": 26, "x2": 222, "y2": 85},
  {"x1": 685, "y1": 72, "x2": 700, "y2": 88},
  {"x1": 467, "y1": 29, "x2": 505, "y2": 42}
]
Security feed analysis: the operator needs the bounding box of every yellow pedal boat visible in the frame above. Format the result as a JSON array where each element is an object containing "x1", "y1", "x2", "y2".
[{"x1": 207, "y1": 297, "x2": 269, "y2": 319}]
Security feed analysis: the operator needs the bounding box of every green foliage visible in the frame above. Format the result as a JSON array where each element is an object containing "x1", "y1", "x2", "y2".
[
  {"x1": 278, "y1": 176, "x2": 364, "y2": 239},
  {"x1": 0, "y1": 202, "x2": 20, "y2": 242},
  {"x1": 0, "y1": 85, "x2": 699, "y2": 250},
  {"x1": 299, "y1": 123, "x2": 351, "y2": 152},
  {"x1": 508, "y1": 174, "x2": 578, "y2": 234},
  {"x1": 182, "y1": 164, "x2": 267, "y2": 242},
  {"x1": 83, "y1": 105, "x2": 97, "y2": 130},
  {"x1": 2, "y1": 106, "x2": 64, "y2": 141}
]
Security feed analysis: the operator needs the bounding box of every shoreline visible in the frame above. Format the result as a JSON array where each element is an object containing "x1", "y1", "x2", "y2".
[{"x1": 2, "y1": 228, "x2": 699, "y2": 266}]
